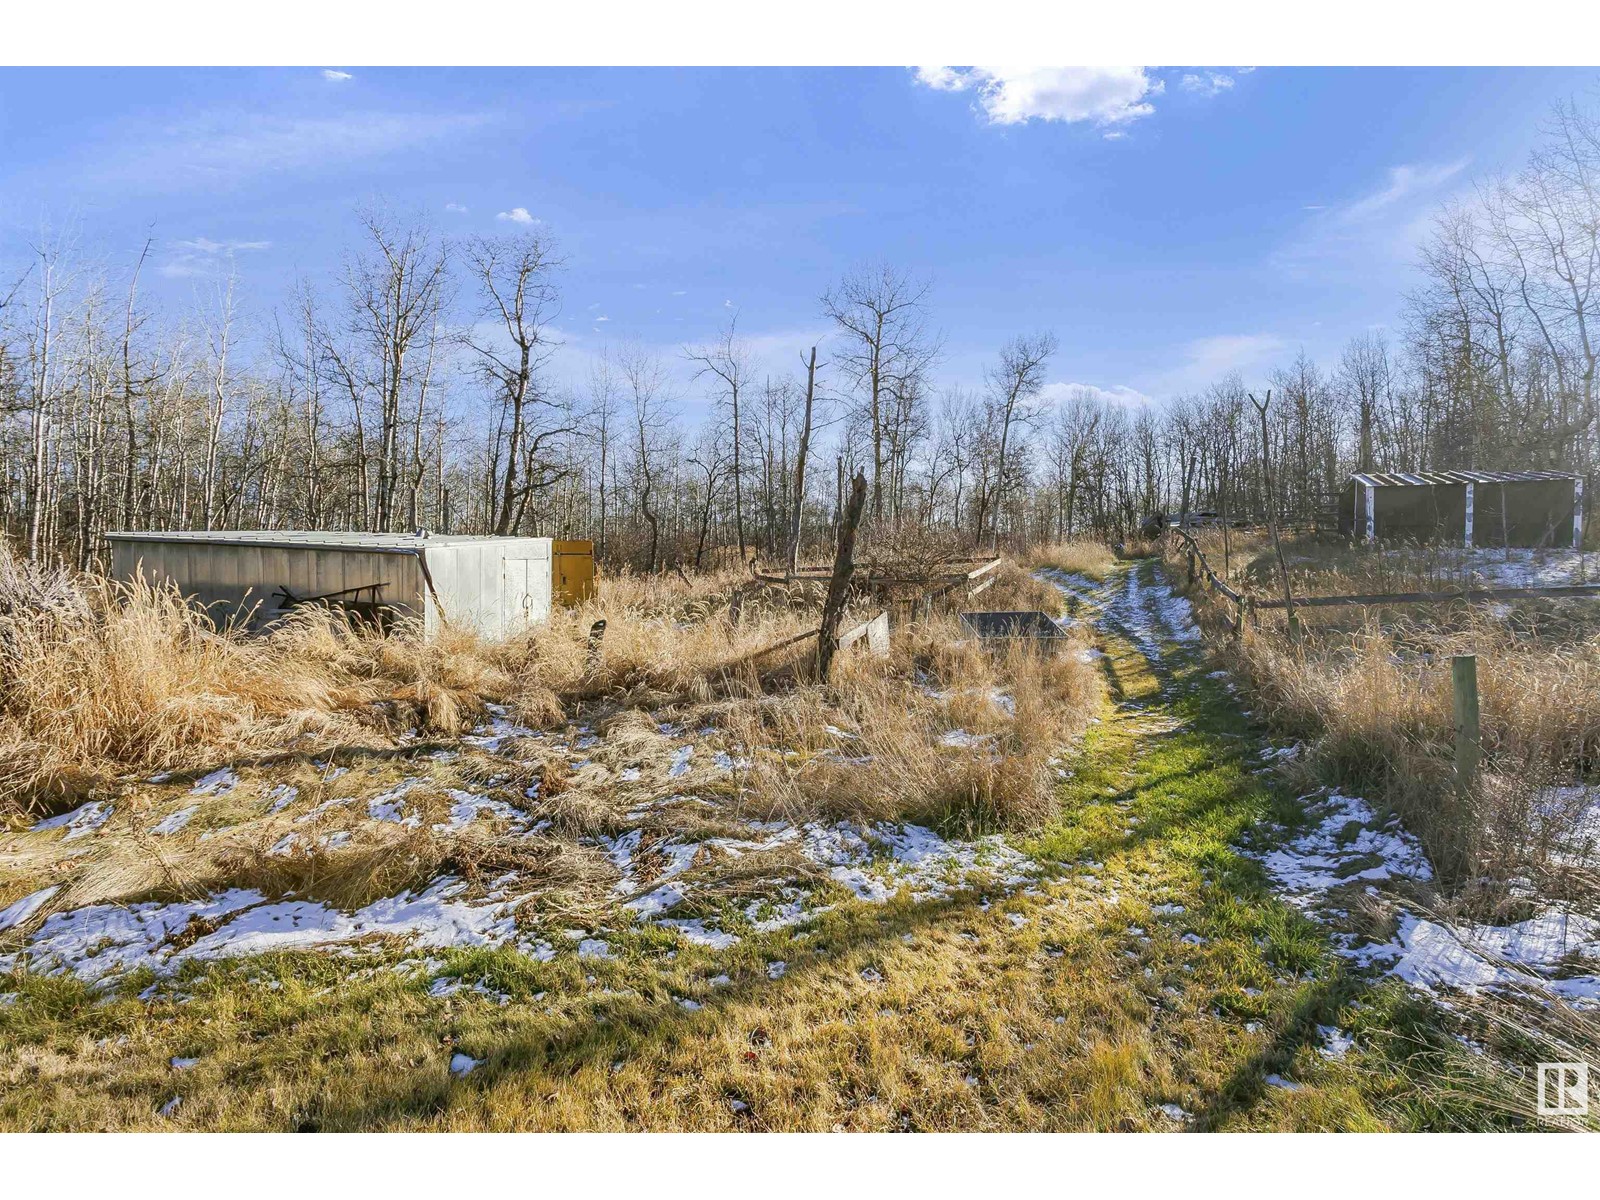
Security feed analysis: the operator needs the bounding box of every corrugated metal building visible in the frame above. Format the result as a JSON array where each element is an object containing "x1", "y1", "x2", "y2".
[
  {"x1": 105, "y1": 530, "x2": 593, "y2": 636},
  {"x1": 1339, "y1": 470, "x2": 1584, "y2": 548}
]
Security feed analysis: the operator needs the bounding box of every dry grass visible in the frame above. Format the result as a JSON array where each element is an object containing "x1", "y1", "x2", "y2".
[
  {"x1": 725, "y1": 614, "x2": 1100, "y2": 833},
  {"x1": 1022, "y1": 540, "x2": 1117, "y2": 581},
  {"x1": 0, "y1": 593, "x2": 1500, "y2": 1132},
  {"x1": 0, "y1": 567, "x2": 352, "y2": 813},
  {"x1": 0, "y1": 547, "x2": 1102, "y2": 937},
  {"x1": 0, "y1": 556, "x2": 821, "y2": 816},
  {"x1": 1168, "y1": 534, "x2": 1600, "y2": 902}
]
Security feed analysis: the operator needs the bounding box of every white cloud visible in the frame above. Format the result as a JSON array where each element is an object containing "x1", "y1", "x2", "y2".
[
  {"x1": 1141, "y1": 333, "x2": 1286, "y2": 395},
  {"x1": 160, "y1": 236, "x2": 271, "y2": 278},
  {"x1": 913, "y1": 66, "x2": 1161, "y2": 128},
  {"x1": 594, "y1": 316, "x2": 610, "y2": 322},
  {"x1": 1179, "y1": 72, "x2": 1235, "y2": 97},
  {"x1": 496, "y1": 207, "x2": 538, "y2": 225},
  {"x1": 444, "y1": 201, "x2": 468, "y2": 214},
  {"x1": 321, "y1": 69, "x2": 353, "y2": 83},
  {"x1": 174, "y1": 236, "x2": 271, "y2": 254},
  {"x1": 1339, "y1": 160, "x2": 1469, "y2": 223},
  {"x1": 913, "y1": 65, "x2": 967, "y2": 92},
  {"x1": 671, "y1": 290, "x2": 687, "y2": 296},
  {"x1": 1272, "y1": 159, "x2": 1472, "y2": 280},
  {"x1": 1042, "y1": 381, "x2": 1153, "y2": 408},
  {"x1": 1103, "y1": 131, "x2": 1128, "y2": 142}
]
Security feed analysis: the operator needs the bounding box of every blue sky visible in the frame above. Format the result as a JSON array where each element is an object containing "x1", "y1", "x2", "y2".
[{"x1": 2, "y1": 65, "x2": 1597, "y2": 410}]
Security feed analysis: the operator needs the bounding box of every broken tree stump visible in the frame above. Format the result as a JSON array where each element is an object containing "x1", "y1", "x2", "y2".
[{"x1": 817, "y1": 469, "x2": 868, "y2": 682}]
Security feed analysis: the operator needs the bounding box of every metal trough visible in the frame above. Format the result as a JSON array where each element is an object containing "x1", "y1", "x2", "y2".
[{"x1": 959, "y1": 610, "x2": 1072, "y2": 650}]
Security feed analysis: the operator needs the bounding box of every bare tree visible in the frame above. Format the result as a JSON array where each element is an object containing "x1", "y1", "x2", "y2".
[
  {"x1": 461, "y1": 231, "x2": 569, "y2": 535},
  {"x1": 685, "y1": 316, "x2": 752, "y2": 560},
  {"x1": 585, "y1": 349, "x2": 621, "y2": 560},
  {"x1": 976, "y1": 331, "x2": 1057, "y2": 548},
  {"x1": 326, "y1": 209, "x2": 450, "y2": 532},
  {"x1": 788, "y1": 346, "x2": 820, "y2": 574},
  {"x1": 618, "y1": 343, "x2": 675, "y2": 572},
  {"x1": 821, "y1": 263, "x2": 937, "y2": 525}
]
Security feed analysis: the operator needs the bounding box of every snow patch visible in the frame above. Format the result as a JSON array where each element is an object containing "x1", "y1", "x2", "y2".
[
  {"x1": 151, "y1": 805, "x2": 199, "y2": 836},
  {"x1": 0, "y1": 886, "x2": 60, "y2": 931},
  {"x1": 33, "y1": 800, "x2": 112, "y2": 841},
  {"x1": 190, "y1": 767, "x2": 238, "y2": 796}
]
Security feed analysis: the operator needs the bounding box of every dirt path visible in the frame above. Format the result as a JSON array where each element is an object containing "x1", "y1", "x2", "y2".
[{"x1": 1029, "y1": 557, "x2": 1525, "y2": 1130}]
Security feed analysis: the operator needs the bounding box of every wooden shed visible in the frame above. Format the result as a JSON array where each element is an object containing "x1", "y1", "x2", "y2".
[
  {"x1": 1339, "y1": 470, "x2": 1584, "y2": 548},
  {"x1": 105, "y1": 530, "x2": 592, "y2": 636}
]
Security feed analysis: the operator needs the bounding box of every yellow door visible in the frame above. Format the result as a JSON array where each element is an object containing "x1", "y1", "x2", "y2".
[{"x1": 553, "y1": 540, "x2": 596, "y2": 604}]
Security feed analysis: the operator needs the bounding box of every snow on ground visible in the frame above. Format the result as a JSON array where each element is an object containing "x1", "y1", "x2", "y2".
[
  {"x1": 151, "y1": 805, "x2": 199, "y2": 836},
  {"x1": 3, "y1": 691, "x2": 1047, "y2": 989},
  {"x1": 1531, "y1": 785, "x2": 1600, "y2": 869},
  {"x1": 31, "y1": 800, "x2": 112, "y2": 841},
  {"x1": 0, "y1": 886, "x2": 61, "y2": 931},
  {"x1": 461, "y1": 704, "x2": 537, "y2": 753},
  {"x1": 1256, "y1": 792, "x2": 1434, "y2": 895},
  {"x1": 1034, "y1": 570, "x2": 1100, "y2": 606},
  {"x1": 1423, "y1": 547, "x2": 1590, "y2": 590},
  {"x1": 432, "y1": 789, "x2": 529, "y2": 834},
  {"x1": 0, "y1": 878, "x2": 524, "y2": 987},
  {"x1": 1249, "y1": 787, "x2": 1600, "y2": 1008},
  {"x1": 1389, "y1": 912, "x2": 1600, "y2": 1003},
  {"x1": 1060, "y1": 557, "x2": 1600, "y2": 1014},
  {"x1": 190, "y1": 767, "x2": 238, "y2": 797},
  {"x1": 1041, "y1": 564, "x2": 1198, "y2": 665}
]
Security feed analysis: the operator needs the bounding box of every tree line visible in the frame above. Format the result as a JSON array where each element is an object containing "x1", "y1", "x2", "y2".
[{"x1": 4, "y1": 99, "x2": 1600, "y2": 574}]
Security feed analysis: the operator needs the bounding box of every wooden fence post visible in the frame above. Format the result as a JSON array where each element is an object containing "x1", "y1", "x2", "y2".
[
  {"x1": 817, "y1": 470, "x2": 868, "y2": 682},
  {"x1": 1452, "y1": 654, "x2": 1480, "y2": 794}
]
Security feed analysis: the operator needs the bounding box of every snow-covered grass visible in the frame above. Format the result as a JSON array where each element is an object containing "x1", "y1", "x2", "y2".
[
  {"x1": 1209, "y1": 531, "x2": 1597, "y2": 601},
  {"x1": 1247, "y1": 788, "x2": 1600, "y2": 1009}
]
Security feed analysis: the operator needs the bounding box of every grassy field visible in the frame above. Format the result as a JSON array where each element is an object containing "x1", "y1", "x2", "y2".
[{"x1": 0, "y1": 557, "x2": 1544, "y2": 1131}]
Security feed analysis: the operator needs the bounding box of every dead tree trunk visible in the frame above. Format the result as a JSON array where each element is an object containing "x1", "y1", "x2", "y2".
[
  {"x1": 817, "y1": 469, "x2": 868, "y2": 682},
  {"x1": 1250, "y1": 390, "x2": 1298, "y2": 640},
  {"x1": 788, "y1": 346, "x2": 818, "y2": 576}
]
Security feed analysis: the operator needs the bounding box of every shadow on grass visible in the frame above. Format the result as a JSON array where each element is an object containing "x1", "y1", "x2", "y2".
[
  {"x1": 301, "y1": 887, "x2": 1000, "y2": 1131},
  {"x1": 1188, "y1": 971, "x2": 1351, "y2": 1131}
]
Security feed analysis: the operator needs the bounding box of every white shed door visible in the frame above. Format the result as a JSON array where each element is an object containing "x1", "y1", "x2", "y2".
[{"x1": 503, "y1": 559, "x2": 534, "y2": 627}]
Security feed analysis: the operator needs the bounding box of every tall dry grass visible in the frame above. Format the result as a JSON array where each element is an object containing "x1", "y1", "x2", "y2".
[
  {"x1": 719, "y1": 613, "x2": 1100, "y2": 833},
  {"x1": 1170, "y1": 535, "x2": 1600, "y2": 900},
  {"x1": 1022, "y1": 540, "x2": 1117, "y2": 581},
  {"x1": 0, "y1": 564, "x2": 349, "y2": 812},
  {"x1": 1, "y1": 549, "x2": 1101, "y2": 841}
]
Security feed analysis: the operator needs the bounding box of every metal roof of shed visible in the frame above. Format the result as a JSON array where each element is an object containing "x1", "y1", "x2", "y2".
[
  {"x1": 1349, "y1": 470, "x2": 1580, "y2": 488},
  {"x1": 104, "y1": 530, "x2": 545, "y2": 553}
]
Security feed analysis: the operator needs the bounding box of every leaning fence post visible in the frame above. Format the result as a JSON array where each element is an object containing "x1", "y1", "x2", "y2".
[{"x1": 1452, "y1": 654, "x2": 1480, "y2": 794}]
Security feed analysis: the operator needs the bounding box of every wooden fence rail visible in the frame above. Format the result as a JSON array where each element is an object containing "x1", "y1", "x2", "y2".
[{"x1": 1164, "y1": 525, "x2": 1600, "y2": 623}]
